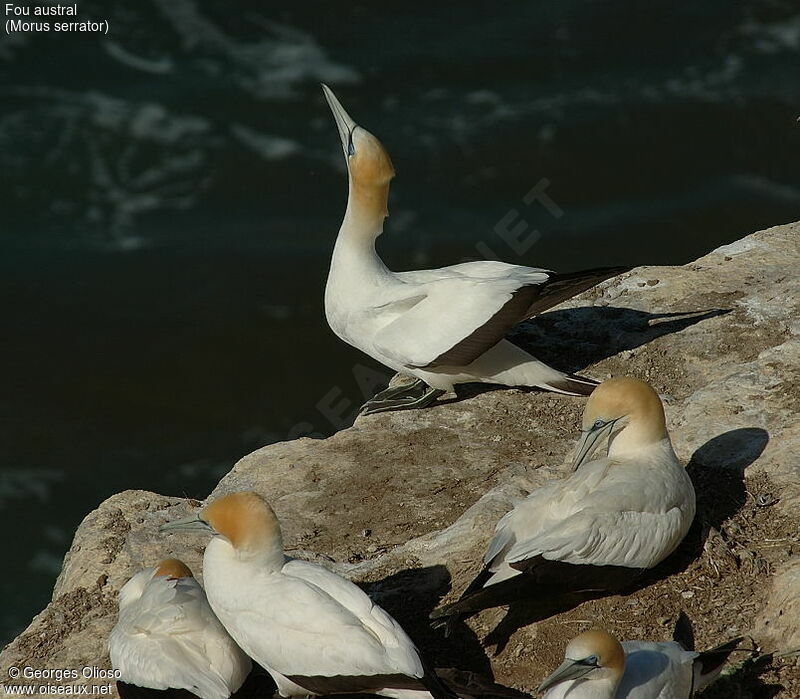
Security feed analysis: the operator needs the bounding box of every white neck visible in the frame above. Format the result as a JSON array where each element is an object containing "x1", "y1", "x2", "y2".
[
  {"x1": 545, "y1": 676, "x2": 618, "y2": 698},
  {"x1": 608, "y1": 426, "x2": 673, "y2": 460},
  {"x1": 204, "y1": 534, "x2": 285, "y2": 576},
  {"x1": 329, "y1": 176, "x2": 392, "y2": 282}
]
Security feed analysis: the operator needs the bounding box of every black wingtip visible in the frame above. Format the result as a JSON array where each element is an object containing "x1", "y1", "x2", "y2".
[
  {"x1": 672, "y1": 610, "x2": 695, "y2": 650},
  {"x1": 697, "y1": 636, "x2": 748, "y2": 679}
]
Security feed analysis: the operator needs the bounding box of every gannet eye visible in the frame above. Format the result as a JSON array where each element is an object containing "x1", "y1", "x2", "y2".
[
  {"x1": 583, "y1": 655, "x2": 599, "y2": 666},
  {"x1": 592, "y1": 419, "x2": 606, "y2": 430}
]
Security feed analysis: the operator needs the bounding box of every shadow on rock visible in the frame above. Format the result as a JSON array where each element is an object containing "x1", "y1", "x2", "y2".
[
  {"x1": 515, "y1": 305, "x2": 730, "y2": 374},
  {"x1": 677, "y1": 426, "x2": 770, "y2": 561},
  {"x1": 362, "y1": 564, "x2": 494, "y2": 676},
  {"x1": 700, "y1": 652, "x2": 784, "y2": 699},
  {"x1": 480, "y1": 428, "x2": 767, "y2": 653}
]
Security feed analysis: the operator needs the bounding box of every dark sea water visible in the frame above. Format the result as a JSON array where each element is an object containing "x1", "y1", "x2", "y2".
[{"x1": 2, "y1": 0, "x2": 800, "y2": 642}]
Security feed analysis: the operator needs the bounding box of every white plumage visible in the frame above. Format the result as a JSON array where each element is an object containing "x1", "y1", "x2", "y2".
[
  {"x1": 109, "y1": 560, "x2": 251, "y2": 699},
  {"x1": 484, "y1": 437, "x2": 693, "y2": 585},
  {"x1": 540, "y1": 628, "x2": 738, "y2": 698},
  {"x1": 321, "y1": 84, "x2": 622, "y2": 413},
  {"x1": 161, "y1": 492, "x2": 452, "y2": 699},
  {"x1": 204, "y1": 554, "x2": 424, "y2": 691},
  {"x1": 431, "y1": 377, "x2": 696, "y2": 626}
]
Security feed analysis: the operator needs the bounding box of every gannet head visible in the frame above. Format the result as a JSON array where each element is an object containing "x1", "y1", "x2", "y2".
[
  {"x1": 160, "y1": 491, "x2": 283, "y2": 559},
  {"x1": 538, "y1": 629, "x2": 625, "y2": 694},
  {"x1": 117, "y1": 559, "x2": 193, "y2": 609},
  {"x1": 572, "y1": 376, "x2": 667, "y2": 470},
  {"x1": 322, "y1": 84, "x2": 395, "y2": 198},
  {"x1": 153, "y1": 558, "x2": 194, "y2": 580}
]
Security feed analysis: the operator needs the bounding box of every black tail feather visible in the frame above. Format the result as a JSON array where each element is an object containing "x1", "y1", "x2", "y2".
[
  {"x1": 421, "y1": 667, "x2": 461, "y2": 699},
  {"x1": 672, "y1": 610, "x2": 696, "y2": 650},
  {"x1": 696, "y1": 637, "x2": 748, "y2": 682},
  {"x1": 430, "y1": 559, "x2": 642, "y2": 635}
]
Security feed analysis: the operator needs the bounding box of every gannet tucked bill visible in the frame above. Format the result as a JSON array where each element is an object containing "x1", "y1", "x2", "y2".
[
  {"x1": 539, "y1": 627, "x2": 742, "y2": 698},
  {"x1": 430, "y1": 377, "x2": 696, "y2": 632},
  {"x1": 109, "y1": 559, "x2": 252, "y2": 699},
  {"x1": 321, "y1": 84, "x2": 629, "y2": 415},
  {"x1": 161, "y1": 492, "x2": 458, "y2": 699}
]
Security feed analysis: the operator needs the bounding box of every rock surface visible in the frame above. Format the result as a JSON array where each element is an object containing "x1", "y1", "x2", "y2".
[{"x1": 2, "y1": 221, "x2": 799, "y2": 696}]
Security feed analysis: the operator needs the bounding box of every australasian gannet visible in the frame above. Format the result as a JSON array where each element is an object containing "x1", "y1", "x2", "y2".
[
  {"x1": 430, "y1": 377, "x2": 696, "y2": 633},
  {"x1": 161, "y1": 492, "x2": 459, "y2": 699},
  {"x1": 109, "y1": 559, "x2": 252, "y2": 699},
  {"x1": 321, "y1": 84, "x2": 629, "y2": 415},
  {"x1": 538, "y1": 624, "x2": 743, "y2": 698}
]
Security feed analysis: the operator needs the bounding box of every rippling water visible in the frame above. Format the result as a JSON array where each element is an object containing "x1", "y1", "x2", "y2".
[{"x1": 2, "y1": 0, "x2": 800, "y2": 642}]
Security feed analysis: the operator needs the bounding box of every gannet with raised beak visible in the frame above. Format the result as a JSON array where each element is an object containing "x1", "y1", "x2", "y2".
[
  {"x1": 430, "y1": 377, "x2": 696, "y2": 632},
  {"x1": 161, "y1": 492, "x2": 458, "y2": 699},
  {"x1": 109, "y1": 559, "x2": 252, "y2": 699},
  {"x1": 539, "y1": 626, "x2": 743, "y2": 698},
  {"x1": 322, "y1": 84, "x2": 628, "y2": 415}
]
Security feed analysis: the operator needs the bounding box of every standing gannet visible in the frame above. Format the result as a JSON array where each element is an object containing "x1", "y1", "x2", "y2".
[
  {"x1": 321, "y1": 84, "x2": 629, "y2": 415},
  {"x1": 109, "y1": 558, "x2": 252, "y2": 699},
  {"x1": 160, "y1": 492, "x2": 458, "y2": 699},
  {"x1": 430, "y1": 377, "x2": 696, "y2": 632},
  {"x1": 538, "y1": 626, "x2": 743, "y2": 698}
]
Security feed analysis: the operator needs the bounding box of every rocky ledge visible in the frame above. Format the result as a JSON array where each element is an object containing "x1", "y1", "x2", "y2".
[{"x1": 2, "y1": 221, "x2": 799, "y2": 696}]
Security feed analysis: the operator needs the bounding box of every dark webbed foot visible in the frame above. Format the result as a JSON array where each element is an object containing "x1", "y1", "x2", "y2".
[{"x1": 359, "y1": 380, "x2": 444, "y2": 415}]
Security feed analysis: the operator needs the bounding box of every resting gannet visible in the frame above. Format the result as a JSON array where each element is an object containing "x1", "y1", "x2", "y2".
[
  {"x1": 161, "y1": 492, "x2": 458, "y2": 699},
  {"x1": 539, "y1": 625, "x2": 743, "y2": 698},
  {"x1": 109, "y1": 559, "x2": 252, "y2": 699},
  {"x1": 430, "y1": 377, "x2": 696, "y2": 633},
  {"x1": 321, "y1": 84, "x2": 628, "y2": 415}
]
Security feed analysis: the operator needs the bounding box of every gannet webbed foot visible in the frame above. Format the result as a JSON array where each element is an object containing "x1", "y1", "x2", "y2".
[{"x1": 359, "y1": 379, "x2": 445, "y2": 415}]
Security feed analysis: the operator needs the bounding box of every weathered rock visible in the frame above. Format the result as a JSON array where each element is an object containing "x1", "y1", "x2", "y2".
[{"x1": 2, "y1": 221, "x2": 798, "y2": 696}]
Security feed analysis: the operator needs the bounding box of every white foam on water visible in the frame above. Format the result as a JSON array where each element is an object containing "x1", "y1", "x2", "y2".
[{"x1": 0, "y1": 469, "x2": 64, "y2": 506}]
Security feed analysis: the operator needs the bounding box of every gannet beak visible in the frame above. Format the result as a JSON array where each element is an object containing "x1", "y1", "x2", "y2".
[
  {"x1": 572, "y1": 420, "x2": 618, "y2": 471},
  {"x1": 537, "y1": 658, "x2": 597, "y2": 693},
  {"x1": 160, "y1": 514, "x2": 214, "y2": 534},
  {"x1": 321, "y1": 83, "x2": 357, "y2": 159}
]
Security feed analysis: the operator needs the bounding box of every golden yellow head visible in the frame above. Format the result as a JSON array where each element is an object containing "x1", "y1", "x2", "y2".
[
  {"x1": 200, "y1": 491, "x2": 282, "y2": 553},
  {"x1": 322, "y1": 84, "x2": 395, "y2": 217},
  {"x1": 154, "y1": 558, "x2": 193, "y2": 580},
  {"x1": 582, "y1": 377, "x2": 665, "y2": 433},
  {"x1": 538, "y1": 628, "x2": 625, "y2": 693},
  {"x1": 573, "y1": 377, "x2": 667, "y2": 469},
  {"x1": 348, "y1": 128, "x2": 395, "y2": 188},
  {"x1": 565, "y1": 629, "x2": 625, "y2": 673}
]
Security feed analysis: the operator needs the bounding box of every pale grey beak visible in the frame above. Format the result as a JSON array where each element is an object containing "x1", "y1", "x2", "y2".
[
  {"x1": 321, "y1": 83, "x2": 357, "y2": 159},
  {"x1": 537, "y1": 658, "x2": 597, "y2": 694},
  {"x1": 572, "y1": 420, "x2": 618, "y2": 471},
  {"x1": 160, "y1": 514, "x2": 214, "y2": 534}
]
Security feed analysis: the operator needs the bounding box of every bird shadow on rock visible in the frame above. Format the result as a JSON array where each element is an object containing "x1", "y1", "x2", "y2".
[
  {"x1": 361, "y1": 564, "x2": 496, "y2": 678},
  {"x1": 481, "y1": 427, "x2": 768, "y2": 654},
  {"x1": 438, "y1": 306, "x2": 729, "y2": 406},
  {"x1": 699, "y1": 652, "x2": 784, "y2": 699},
  {"x1": 516, "y1": 305, "x2": 731, "y2": 375}
]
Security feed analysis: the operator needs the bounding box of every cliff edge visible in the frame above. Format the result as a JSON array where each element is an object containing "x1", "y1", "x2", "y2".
[{"x1": 2, "y1": 221, "x2": 799, "y2": 696}]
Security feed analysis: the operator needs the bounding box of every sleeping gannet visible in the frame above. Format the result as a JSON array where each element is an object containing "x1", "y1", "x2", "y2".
[
  {"x1": 160, "y1": 492, "x2": 458, "y2": 699},
  {"x1": 539, "y1": 626, "x2": 743, "y2": 698},
  {"x1": 321, "y1": 84, "x2": 629, "y2": 415},
  {"x1": 109, "y1": 559, "x2": 252, "y2": 699},
  {"x1": 430, "y1": 377, "x2": 696, "y2": 633}
]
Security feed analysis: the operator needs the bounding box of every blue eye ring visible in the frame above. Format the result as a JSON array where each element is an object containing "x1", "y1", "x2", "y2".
[
  {"x1": 592, "y1": 419, "x2": 606, "y2": 430},
  {"x1": 582, "y1": 654, "x2": 599, "y2": 667}
]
